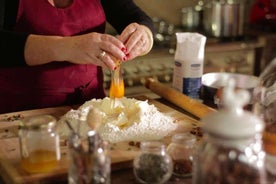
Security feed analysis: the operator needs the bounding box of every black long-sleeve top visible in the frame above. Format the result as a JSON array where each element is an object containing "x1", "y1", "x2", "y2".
[{"x1": 0, "y1": 0, "x2": 154, "y2": 67}]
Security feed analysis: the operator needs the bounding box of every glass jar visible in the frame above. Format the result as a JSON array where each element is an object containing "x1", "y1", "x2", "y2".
[
  {"x1": 167, "y1": 133, "x2": 196, "y2": 177},
  {"x1": 252, "y1": 58, "x2": 276, "y2": 180},
  {"x1": 133, "y1": 141, "x2": 173, "y2": 184},
  {"x1": 68, "y1": 130, "x2": 110, "y2": 184},
  {"x1": 193, "y1": 79, "x2": 267, "y2": 184},
  {"x1": 19, "y1": 115, "x2": 60, "y2": 173},
  {"x1": 193, "y1": 133, "x2": 267, "y2": 184}
]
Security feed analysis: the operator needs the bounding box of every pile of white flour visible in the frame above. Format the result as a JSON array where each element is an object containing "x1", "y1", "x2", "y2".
[{"x1": 58, "y1": 97, "x2": 177, "y2": 143}]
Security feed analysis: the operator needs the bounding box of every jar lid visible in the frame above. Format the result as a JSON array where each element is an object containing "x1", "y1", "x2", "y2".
[
  {"x1": 202, "y1": 79, "x2": 264, "y2": 138},
  {"x1": 140, "y1": 141, "x2": 165, "y2": 152},
  {"x1": 171, "y1": 133, "x2": 196, "y2": 144},
  {"x1": 20, "y1": 115, "x2": 57, "y2": 130}
]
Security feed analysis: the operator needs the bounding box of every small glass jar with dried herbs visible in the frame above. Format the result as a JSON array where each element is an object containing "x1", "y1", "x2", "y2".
[{"x1": 133, "y1": 141, "x2": 173, "y2": 184}]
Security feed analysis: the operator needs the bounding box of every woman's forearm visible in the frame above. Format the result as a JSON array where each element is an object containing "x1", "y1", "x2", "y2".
[
  {"x1": 24, "y1": 32, "x2": 128, "y2": 69},
  {"x1": 24, "y1": 34, "x2": 68, "y2": 66}
]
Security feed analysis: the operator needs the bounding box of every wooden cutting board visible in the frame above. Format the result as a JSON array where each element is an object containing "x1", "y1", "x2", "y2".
[{"x1": 0, "y1": 96, "x2": 201, "y2": 184}]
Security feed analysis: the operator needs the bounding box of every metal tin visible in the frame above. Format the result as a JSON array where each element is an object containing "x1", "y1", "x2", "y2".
[
  {"x1": 203, "y1": 0, "x2": 245, "y2": 38},
  {"x1": 181, "y1": 7, "x2": 200, "y2": 30},
  {"x1": 201, "y1": 72, "x2": 260, "y2": 108}
]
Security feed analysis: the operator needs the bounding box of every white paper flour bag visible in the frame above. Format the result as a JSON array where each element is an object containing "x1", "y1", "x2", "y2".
[{"x1": 172, "y1": 32, "x2": 206, "y2": 99}]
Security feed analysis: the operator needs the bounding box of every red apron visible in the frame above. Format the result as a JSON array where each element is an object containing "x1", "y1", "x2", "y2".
[{"x1": 0, "y1": 0, "x2": 106, "y2": 113}]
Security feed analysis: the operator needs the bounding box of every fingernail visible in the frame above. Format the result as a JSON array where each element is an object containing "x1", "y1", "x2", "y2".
[
  {"x1": 121, "y1": 47, "x2": 127, "y2": 53},
  {"x1": 113, "y1": 66, "x2": 117, "y2": 70},
  {"x1": 123, "y1": 56, "x2": 127, "y2": 61}
]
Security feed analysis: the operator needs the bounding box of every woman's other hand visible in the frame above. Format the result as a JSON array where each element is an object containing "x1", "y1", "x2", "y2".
[
  {"x1": 24, "y1": 32, "x2": 127, "y2": 70},
  {"x1": 118, "y1": 23, "x2": 153, "y2": 61}
]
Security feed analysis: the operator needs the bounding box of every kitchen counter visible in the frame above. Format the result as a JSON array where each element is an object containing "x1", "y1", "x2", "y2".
[
  {"x1": 109, "y1": 97, "x2": 195, "y2": 184},
  {"x1": 0, "y1": 169, "x2": 193, "y2": 184},
  {"x1": 0, "y1": 96, "x2": 200, "y2": 184},
  {"x1": 1, "y1": 93, "x2": 275, "y2": 183},
  {"x1": 111, "y1": 168, "x2": 192, "y2": 184}
]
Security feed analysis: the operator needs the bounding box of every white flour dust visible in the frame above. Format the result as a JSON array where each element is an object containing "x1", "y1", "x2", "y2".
[{"x1": 58, "y1": 97, "x2": 177, "y2": 143}]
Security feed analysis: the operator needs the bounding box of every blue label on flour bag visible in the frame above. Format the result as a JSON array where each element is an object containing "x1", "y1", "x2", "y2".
[{"x1": 183, "y1": 77, "x2": 202, "y2": 99}]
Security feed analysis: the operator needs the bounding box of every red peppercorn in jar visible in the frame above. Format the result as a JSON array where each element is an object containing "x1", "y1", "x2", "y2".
[{"x1": 167, "y1": 133, "x2": 196, "y2": 177}]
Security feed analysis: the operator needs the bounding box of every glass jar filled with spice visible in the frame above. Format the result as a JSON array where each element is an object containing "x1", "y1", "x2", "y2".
[
  {"x1": 19, "y1": 115, "x2": 60, "y2": 173},
  {"x1": 167, "y1": 133, "x2": 196, "y2": 177},
  {"x1": 133, "y1": 141, "x2": 173, "y2": 184},
  {"x1": 193, "y1": 79, "x2": 267, "y2": 184}
]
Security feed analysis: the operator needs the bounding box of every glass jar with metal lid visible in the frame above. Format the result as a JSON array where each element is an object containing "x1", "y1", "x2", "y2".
[{"x1": 19, "y1": 115, "x2": 61, "y2": 173}]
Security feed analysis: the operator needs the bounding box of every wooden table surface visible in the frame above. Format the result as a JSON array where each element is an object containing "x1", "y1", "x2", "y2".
[
  {"x1": 111, "y1": 168, "x2": 192, "y2": 184},
  {"x1": 0, "y1": 96, "x2": 199, "y2": 184}
]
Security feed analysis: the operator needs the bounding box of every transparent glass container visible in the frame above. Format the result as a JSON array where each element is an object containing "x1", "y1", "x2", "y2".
[
  {"x1": 133, "y1": 141, "x2": 173, "y2": 184},
  {"x1": 193, "y1": 79, "x2": 267, "y2": 184},
  {"x1": 253, "y1": 59, "x2": 276, "y2": 153},
  {"x1": 253, "y1": 58, "x2": 276, "y2": 179},
  {"x1": 68, "y1": 130, "x2": 110, "y2": 184},
  {"x1": 19, "y1": 115, "x2": 60, "y2": 173},
  {"x1": 167, "y1": 133, "x2": 196, "y2": 177},
  {"x1": 193, "y1": 133, "x2": 267, "y2": 184}
]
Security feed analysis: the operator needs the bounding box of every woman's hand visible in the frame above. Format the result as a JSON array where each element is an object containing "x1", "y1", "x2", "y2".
[
  {"x1": 118, "y1": 23, "x2": 153, "y2": 61},
  {"x1": 24, "y1": 32, "x2": 127, "y2": 70},
  {"x1": 24, "y1": 23, "x2": 153, "y2": 69}
]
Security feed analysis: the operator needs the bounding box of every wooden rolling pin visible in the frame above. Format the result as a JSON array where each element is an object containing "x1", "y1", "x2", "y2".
[{"x1": 145, "y1": 78, "x2": 217, "y2": 119}]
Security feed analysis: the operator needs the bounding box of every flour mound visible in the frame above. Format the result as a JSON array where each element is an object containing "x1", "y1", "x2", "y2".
[{"x1": 58, "y1": 97, "x2": 177, "y2": 143}]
